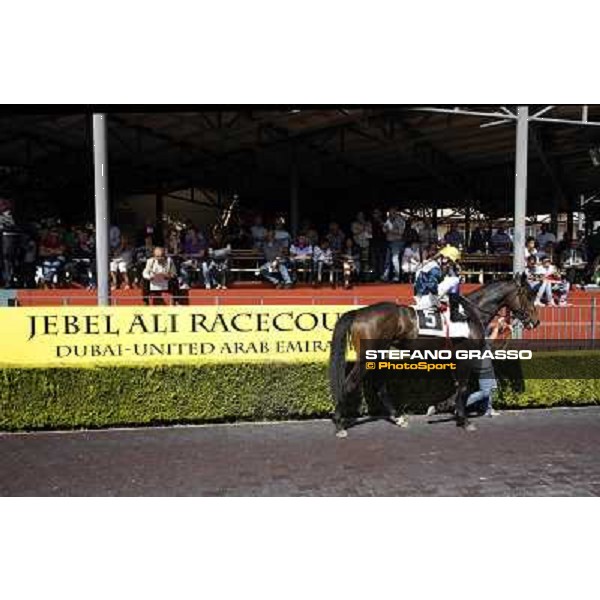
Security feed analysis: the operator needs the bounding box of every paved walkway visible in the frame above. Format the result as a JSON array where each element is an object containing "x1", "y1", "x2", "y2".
[{"x1": 2, "y1": 407, "x2": 600, "y2": 496}]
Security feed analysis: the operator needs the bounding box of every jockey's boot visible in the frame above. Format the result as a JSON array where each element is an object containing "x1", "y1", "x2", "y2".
[{"x1": 448, "y1": 293, "x2": 468, "y2": 322}]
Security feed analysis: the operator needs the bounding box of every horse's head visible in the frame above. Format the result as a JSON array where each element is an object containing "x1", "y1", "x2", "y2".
[{"x1": 507, "y1": 273, "x2": 540, "y2": 330}]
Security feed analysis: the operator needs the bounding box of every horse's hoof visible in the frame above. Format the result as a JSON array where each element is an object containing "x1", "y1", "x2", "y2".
[
  {"x1": 426, "y1": 405, "x2": 436, "y2": 417},
  {"x1": 336, "y1": 430, "x2": 348, "y2": 439},
  {"x1": 395, "y1": 415, "x2": 409, "y2": 428},
  {"x1": 465, "y1": 423, "x2": 477, "y2": 432}
]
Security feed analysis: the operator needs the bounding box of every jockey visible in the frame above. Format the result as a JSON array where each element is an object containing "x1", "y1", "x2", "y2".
[{"x1": 414, "y1": 245, "x2": 467, "y2": 322}]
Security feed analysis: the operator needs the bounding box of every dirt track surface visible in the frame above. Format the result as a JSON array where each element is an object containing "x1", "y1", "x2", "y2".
[{"x1": 1, "y1": 407, "x2": 600, "y2": 496}]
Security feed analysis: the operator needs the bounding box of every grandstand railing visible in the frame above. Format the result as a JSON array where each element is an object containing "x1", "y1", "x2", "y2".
[{"x1": 518, "y1": 299, "x2": 599, "y2": 342}]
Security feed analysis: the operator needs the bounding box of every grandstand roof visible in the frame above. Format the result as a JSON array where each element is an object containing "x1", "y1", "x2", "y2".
[{"x1": 1, "y1": 106, "x2": 599, "y2": 218}]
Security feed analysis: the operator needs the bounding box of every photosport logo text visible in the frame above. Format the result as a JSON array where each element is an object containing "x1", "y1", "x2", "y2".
[{"x1": 361, "y1": 346, "x2": 534, "y2": 379}]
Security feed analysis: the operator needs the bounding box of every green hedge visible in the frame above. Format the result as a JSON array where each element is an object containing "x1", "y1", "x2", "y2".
[{"x1": 1, "y1": 352, "x2": 599, "y2": 431}]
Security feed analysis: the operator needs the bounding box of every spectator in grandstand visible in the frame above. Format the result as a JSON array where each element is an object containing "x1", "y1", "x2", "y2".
[
  {"x1": 273, "y1": 218, "x2": 292, "y2": 248},
  {"x1": 533, "y1": 257, "x2": 554, "y2": 305},
  {"x1": 109, "y1": 223, "x2": 122, "y2": 252},
  {"x1": 382, "y1": 206, "x2": 405, "y2": 282},
  {"x1": 140, "y1": 221, "x2": 164, "y2": 248},
  {"x1": 482, "y1": 223, "x2": 494, "y2": 253},
  {"x1": 38, "y1": 226, "x2": 67, "y2": 287},
  {"x1": 560, "y1": 238, "x2": 587, "y2": 286},
  {"x1": 179, "y1": 227, "x2": 209, "y2": 290},
  {"x1": 289, "y1": 234, "x2": 314, "y2": 283},
  {"x1": 76, "y1": 228, "x2": 95, "y2": 257},
  {"x1": 524, "y1": 236, "x2": 538, "y2": 263},
  {"x1": 0, "y1": 199, "x2": 13, "y2": 229},
  {"x1": 576, "y1": 230, "x2": 589, "y2": 262},
  {"x1": 351, "y1": 211, "x2": 371, "y2": 246},
  {"x1": 401, "y1": 240, "x2": 421, "y2": 283},
  {"x1": 181, "y1": 227, "x2": 206, "y2": 255},
  {"x1": 110, "y1": 236, "x2": 133, "y2": 290},
  {"x1": 586, "y1": 228, "x2": 600, "y2": 264},
  {"x1": 538, "y1": 241, "x2": 555, "y2": 262},
  {"x1": 340, "y1": 237, "x2": 360, "y2": 289},
  {"x1": 166, "y1": 227, "x2": 182, "y2": 256},
  {"x1": 490, "y1": 227, "x2": 512, "y2": 254},
  {"x1": 590, "y1": 256, "x2": 600, "y2": 286},
  {"x1": 62, "y1": 225, "x2": 78, "y2": 256},
  {"x1": 22, "y1": 233, "x2": 38, "y2": 289},
  {"x1": 313, "y1": 238, "x2": 335, "y2": 287},
  {"x1": 468, "y1": 225, "x2": 486, "y2": 254},
  {"x1": 326, "y1": 221, "x2": 345, "y2": 254},
  {"x1": 422, "y1": 242, "x2": 439, "y2": 261},
  {"x1": 418, "y1": 217, "x2": 438, "y2": 252},
  {"x1": 250, "y1": 214, "x2": 267, "y2": 249},
  {"x1": 0, "y1": 199, "x2": 17, "y2": 286},
  {"x1": 525, "y1": 255, "x2": 541, "y2": 292},
  {"x1": 370, "y1": 208, "x2": 387, "y2": 279},
  {"x1": 536, "y1": 223, "x2": 556, "y2": 251},
  {"x1": 403, "y1": 219, "x2": 419, "y2": 246},
  {"x1": 142, "y1": 246, "x2": 179, "y2": 304},
  {"x1": 299, "y1": 219, "x2": 320, "y2": 247},
  {"x1": 535, "y1": 255, "x2": 569, "y2": 306},
  {"x1": 351, "y1": 211, "x2": 372, "y2": 272},
  {"x1": 206, "y1": 233, "x2": 231, "y2": 290},
  {"x1": 259, "y1": 230, "x2": 292, "y2": 288},
  {"x1": 67, "y1": 227, "x2": 96, "y2": 288},
  {"x1": 443, "y1": 223, "x2": 464, "y2": 248}
]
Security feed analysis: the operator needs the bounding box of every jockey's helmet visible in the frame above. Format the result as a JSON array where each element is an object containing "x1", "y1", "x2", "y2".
[{"x1": 438, "y1": 245, "x2": 461, "y2": 263}]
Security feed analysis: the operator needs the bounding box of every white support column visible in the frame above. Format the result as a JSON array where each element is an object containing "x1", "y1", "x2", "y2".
[
  {"x1": 513, "y1": 106, "x2": 529, "y2": 275},
  {"x1": 92, "y1": 114, "x2": 110, "y2": 306}
]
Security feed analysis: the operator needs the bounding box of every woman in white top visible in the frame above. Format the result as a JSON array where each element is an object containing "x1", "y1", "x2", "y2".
[
  {"x1": 401, "y1": 242, "x2": 421, "y2": 283},
  {"x1": 534, "y1": 256, "x2": 569, "y2": 306}
]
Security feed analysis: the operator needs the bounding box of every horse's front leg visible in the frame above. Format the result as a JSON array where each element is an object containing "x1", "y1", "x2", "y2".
[{"x1": 333, "y1": 404, "x2": 348, "y2": 438}]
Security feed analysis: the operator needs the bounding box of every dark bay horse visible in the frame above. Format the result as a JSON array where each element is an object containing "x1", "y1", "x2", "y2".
[{"x1": 329, "y1": 276, "x2": 540, "y2": 437}]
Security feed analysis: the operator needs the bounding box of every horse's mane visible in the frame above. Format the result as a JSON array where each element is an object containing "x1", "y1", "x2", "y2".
[{"x1": 466, "y1": 278, "x2": 516, "y2": 304}]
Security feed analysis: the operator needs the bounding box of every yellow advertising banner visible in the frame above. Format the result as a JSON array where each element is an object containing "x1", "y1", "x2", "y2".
[{"x1": 0, "y1": 305, "x2": 358, "y2": 368}]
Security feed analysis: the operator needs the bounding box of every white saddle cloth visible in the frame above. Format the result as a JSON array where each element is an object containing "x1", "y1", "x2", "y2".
[{"x1": 414, "y1": 306, "x2": 470, "y2": 339}]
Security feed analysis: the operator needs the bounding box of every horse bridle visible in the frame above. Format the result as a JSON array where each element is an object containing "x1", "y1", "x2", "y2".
[
  {"x1": 475, "y1": 287, "x2": 533, "y2": 329},
  {"x1": 512, "y1": 306, "x2": 532, "y2": 325}
]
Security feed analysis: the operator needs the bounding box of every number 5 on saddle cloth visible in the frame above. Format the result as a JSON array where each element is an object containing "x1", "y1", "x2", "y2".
[{"x1": 416, "y1": 306, "x2": 470, "y2": 339}]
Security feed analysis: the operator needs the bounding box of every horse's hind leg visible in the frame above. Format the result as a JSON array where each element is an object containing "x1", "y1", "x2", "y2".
[
  {"x1": 455, "y1": 381, "x2": 476, "y2": 432},
  {"x1": 333, "y1": 363, "x2": 360, "y2": 438},
  {"x1": 334, "y1": 362, "x2": 368, "y2": 438}
]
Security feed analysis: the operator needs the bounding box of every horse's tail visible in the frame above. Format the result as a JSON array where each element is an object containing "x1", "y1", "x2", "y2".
[{"x1": 329, "y1": 310, "x2": 357, "y2": 407}]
